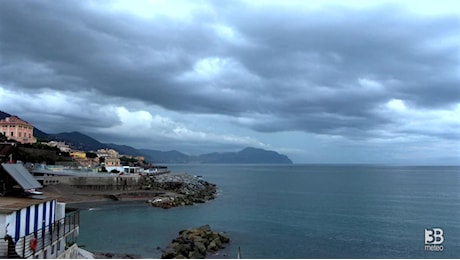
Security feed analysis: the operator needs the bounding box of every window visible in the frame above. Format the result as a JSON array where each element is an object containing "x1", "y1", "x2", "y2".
[
  {"x1": 19, "y1": 132, "x2": 22, "y2": 137},
  {"x1": 10, "y1": 131, "x2": 13, "y2": 137}
]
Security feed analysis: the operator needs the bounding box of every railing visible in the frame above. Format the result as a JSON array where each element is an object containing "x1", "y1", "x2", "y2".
[{"x1": 8, "y1": 209, "x2": 80, "y2": 258}]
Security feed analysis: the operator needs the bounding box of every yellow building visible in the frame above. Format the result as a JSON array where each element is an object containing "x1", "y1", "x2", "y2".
[{"x1": 70, "y1": 151, "x2": 86, "y2": 159}]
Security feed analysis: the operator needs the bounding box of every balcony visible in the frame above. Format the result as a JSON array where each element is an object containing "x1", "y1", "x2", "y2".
[{"x1": 2, "y1": 208, "x2": 80, "y2": 258}]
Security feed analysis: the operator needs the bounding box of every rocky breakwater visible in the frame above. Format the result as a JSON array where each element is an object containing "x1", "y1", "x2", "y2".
[
  {"x1": 143, "y1": 173, "x2": 217, "y2": 209},
  {"x1": 161, "y1": 224, "x2": 230, "y2": 259}
]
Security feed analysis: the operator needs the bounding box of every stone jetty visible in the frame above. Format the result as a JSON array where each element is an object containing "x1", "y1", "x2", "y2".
[
  {"x1": 161, "y1": 225, "x2": 230, "y2": 259},
  {"x1": 142, "y1": 173, "x2": 217, "y2": 209}
]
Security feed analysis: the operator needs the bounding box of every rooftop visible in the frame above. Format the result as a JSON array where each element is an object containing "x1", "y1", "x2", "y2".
[
  {"x1": 0, "y1": 116, "x2": 33, "y2": 126},
  {"x1": 0, "y1": 192, "x2": 59, "y2": 214},
  {"x1": 2, "y1": 163, "x2": 42, "y2": 190}
]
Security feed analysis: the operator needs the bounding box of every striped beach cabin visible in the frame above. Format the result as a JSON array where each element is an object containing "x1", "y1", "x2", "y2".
[{"x1": 0, "y1": 163, "x2": 80, "y2": 258}]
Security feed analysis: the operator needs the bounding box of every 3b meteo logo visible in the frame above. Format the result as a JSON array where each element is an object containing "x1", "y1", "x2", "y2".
[{"x1": 425, "y1": 228, "x2": 444, "y2": 252}]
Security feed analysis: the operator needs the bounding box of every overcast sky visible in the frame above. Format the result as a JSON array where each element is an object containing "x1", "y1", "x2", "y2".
[{"x1": 0, "y1": 0, "x2": 459, "y2": 164}]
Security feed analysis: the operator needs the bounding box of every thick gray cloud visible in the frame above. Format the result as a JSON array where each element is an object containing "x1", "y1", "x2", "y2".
[{"x1": 0, "y1": 0, "x2": 459, "y2": 163}]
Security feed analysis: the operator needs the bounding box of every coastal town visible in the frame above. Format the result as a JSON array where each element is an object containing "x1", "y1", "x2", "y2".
[
  {"x1": 0, "y1": 115, "x2": 162, "y2": 175},
  {"x1": 0, "y1": 115, "x2": 220, "y2": 259}
]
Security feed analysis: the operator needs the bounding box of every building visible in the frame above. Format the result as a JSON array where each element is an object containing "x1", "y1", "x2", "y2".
[
  {"x1": 0, "y1": 163, "x2": 81, "y2": 258},
  {"x1": 104, "y1": 165, "x2": 143, "y2": 175},
  {"x1": 45, "y1": 141, "x2": 71, "y2": 153},
  {"x1": 0, "y1": 116, "x2": 37, "y2": 144},
  {"x1": 96, "y1": 149, "x2": 119, "y2": 159},
  {"x1": 104, "y1": 157, "x2": 120, "y2": 167},
  {"x1": 134, "y1": 156, "x2": 145, "y2": 162},
  {"x1": 69, "y1": 151, "x2": 86, "y2": 159}
]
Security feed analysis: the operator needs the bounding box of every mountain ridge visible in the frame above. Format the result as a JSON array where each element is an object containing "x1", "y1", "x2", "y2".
[{"x1": 0, "y1": 110, "x2": 293, "y2": 164}]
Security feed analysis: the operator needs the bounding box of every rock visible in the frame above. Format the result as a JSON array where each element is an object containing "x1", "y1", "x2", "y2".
[
  {"x1": 218, "y1": 233, "x2": 230, "y2": 243},
  {"x1": 213, "y1": 237, "x2": 223, "y2": 249},
  {"x1": 188, "y1": 250, "x2": 204, "y2": 259},
  {"x1": 177, "y1": 243, "x2": 192, "y2": 256},
  {"x1": 198, "y1": 225, "x2": 211, "y2": 232},
  {"x1": 193, "y1": 241, "x2": 207, "y2": 254},
  {"x1": 161, "y1": 247, "x2": 176, "y2": 259},
  {"x1": 208, "y1": 240, "x2": 218, "y2": 252},
  {"x1": 147, "y1": 173, "x2": 217, "y2": 209},
  {"x1": 175, "y1": 254, "x2": 187, "y2": 259},
  {"x1": 93, "y1": 252, "x2": 141, "y2": 259},
  {"x1": 107, "y1": 194, "x2": 119, "y2": 201},
  {"x1": 160, "y1": 225, "x2": 230, "y2": 259}
]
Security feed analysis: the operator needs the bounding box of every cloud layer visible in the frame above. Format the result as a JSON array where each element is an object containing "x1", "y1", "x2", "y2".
[{"x1": 0, "y1": 0, "x2": 459, "y2": 163}]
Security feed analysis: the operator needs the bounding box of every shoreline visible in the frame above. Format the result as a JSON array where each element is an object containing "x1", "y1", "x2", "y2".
[
  {"x1": 44, "y1": 173, "x2": 218, "y2": 208},
  {"x1": 42, "y1": 182, "x2": 181, "y2": 205},
  {"x1": 46, "y1": 173, "x2": 220, "y2": 258}
]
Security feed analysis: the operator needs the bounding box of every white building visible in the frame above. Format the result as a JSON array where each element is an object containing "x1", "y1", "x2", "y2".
[
  {"x1": 105, "y1": 166, "x2": 143, "y2": 175},
  {"x1": 45, "y1": 141, "x2": 71, "y2": 153},
  {"x1": 0, "y1": 163, "x2": 82, "y2": 258}
]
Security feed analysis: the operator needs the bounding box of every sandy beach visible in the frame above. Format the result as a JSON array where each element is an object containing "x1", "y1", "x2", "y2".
[
  {"x1": 42, "y1": 183, "x2": 167, "y2": 205},
  {"x1": 44, "y1": 174, "x2": 218, "y2": 258}
]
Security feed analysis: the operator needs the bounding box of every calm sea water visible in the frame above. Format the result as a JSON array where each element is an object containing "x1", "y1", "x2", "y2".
[{"x1": 75, "y1": 165, "x2": 460, "y2": 258}]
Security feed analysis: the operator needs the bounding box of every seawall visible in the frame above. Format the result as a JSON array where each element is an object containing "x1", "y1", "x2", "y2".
[{"x1": 39, "y1": 174, "x2": 142, "y2": 191}]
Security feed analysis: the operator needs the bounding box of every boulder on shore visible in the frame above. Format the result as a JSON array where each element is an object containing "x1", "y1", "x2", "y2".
[
  {"x1": 161, "y1": 225, "x2": 230, "y2": 259},
  {"x1": 144, "y1": 173, "x2": 217, "y2": 209}
]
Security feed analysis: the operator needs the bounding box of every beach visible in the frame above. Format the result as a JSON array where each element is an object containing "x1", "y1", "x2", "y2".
[
  {"x1": 42, "y1": 183, "x2": 160, "y2": 204},
  {"x1": 42, "y1": 172, "x2": 216, "y2": 206},
  {"x1": 42, "y1": 173, "x2": 219, "y2": 258}
]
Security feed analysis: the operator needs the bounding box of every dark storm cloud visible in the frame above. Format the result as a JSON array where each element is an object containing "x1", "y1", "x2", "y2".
[{"x1": 0, "y1": 0, "x2": 458, "y2": 139}]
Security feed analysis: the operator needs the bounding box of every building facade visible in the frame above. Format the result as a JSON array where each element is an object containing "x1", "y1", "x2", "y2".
[
  {"x1": 69, "y1": 151, "x2": 86, "y2": 159},
  {"x1": 0, "y1": 163, "x2": 81, "y2": 259},
  {"x1": 0, "y1": 116, "x2": 36, "y2": 144},
  {"x1": 104, "y1": 157, "x2": 120, "y2": 167},
  {"x1": 0, "y1": 197, "x2": 80, "y2": 258},
  {"x1": 96, "y1": 149, "x2": 119, "y2": 159},
  {"x1": 45, "y1": 141, "x2": 71, "y2": 153}
]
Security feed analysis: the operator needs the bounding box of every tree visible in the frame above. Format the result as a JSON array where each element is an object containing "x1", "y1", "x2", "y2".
[
  {"x1": 120, "y1": 156, "x2": 137, "y2": 166},
  {"x1": 86, "y1": 152, "x2": 98, "y2": 158},
  {"x1": 0, "y1": 132, "x2": 7, "y2": 142}
]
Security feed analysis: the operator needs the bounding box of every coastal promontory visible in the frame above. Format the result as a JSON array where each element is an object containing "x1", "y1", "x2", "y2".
[{"x1": 140, "y1": 147, "x2": 293, "y2": 164}]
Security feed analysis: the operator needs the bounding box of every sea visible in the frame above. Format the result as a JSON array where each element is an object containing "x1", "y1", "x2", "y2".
[{"x1": 74, "y1": 164, "x2": 460, "y2": 258}]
